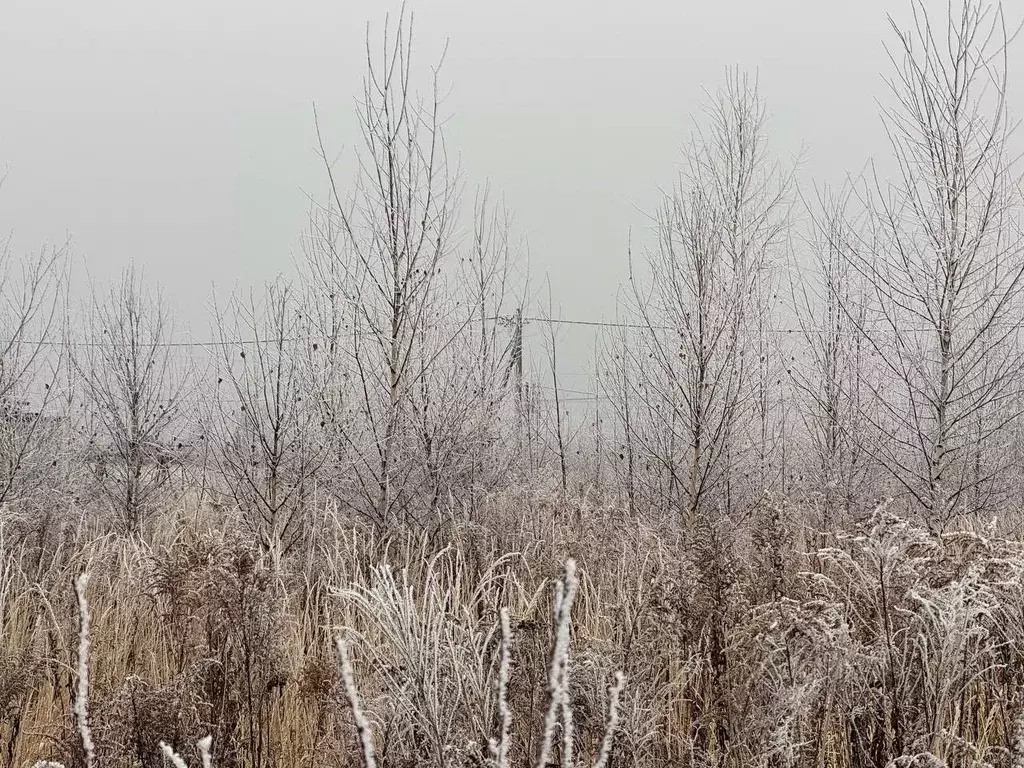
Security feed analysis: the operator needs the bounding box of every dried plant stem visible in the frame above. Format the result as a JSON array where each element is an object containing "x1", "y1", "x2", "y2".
[
  {"x1": 336, "y1": 636, "x2": 378, "y2": 768},
  {"x1": 159, "y1": 742, "x2": 190, "y2": 768},
  {"x1": 593, "y1": 672, "x2": 625, "y2": 768},
  {"x1": 536, "y1": 559, "x2": 579, "y2": 768},
  {"x1": 488, "y1": 607, "x2": 513, "y2": 768},
  {"x1": 197, "y1": 736, "x2": 214, "y2": 768},
  {"x1": 73, "y1": 574, "x2": 95, "y2": 768}
]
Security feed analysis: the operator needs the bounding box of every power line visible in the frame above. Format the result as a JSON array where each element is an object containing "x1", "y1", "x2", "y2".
[
  {"x1": 519, "y1": 316, "x2": 653, "y2": 331},
  {"x1": 534, "y1": 384, "x2": 600, "y2": 398},
  {"x1": 18, "y1": 310, "x2": 1024, "y2": 349},
  {"x1": 519, "y1": 315, "x2": 1024, "y2": 337}
]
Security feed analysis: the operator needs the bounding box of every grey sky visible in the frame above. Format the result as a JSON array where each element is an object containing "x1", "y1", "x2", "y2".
[{"x1": 2, "y1": 0, "x2": 1017, "y2": 369}]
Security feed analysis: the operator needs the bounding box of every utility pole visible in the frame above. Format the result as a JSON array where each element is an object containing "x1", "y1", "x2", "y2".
[
  {"x1": 512, "y1": 307, "x2": 523, "y2": 405},
  {"x1": 501, "y1": 307, "x2": 525, "y2": 405}
]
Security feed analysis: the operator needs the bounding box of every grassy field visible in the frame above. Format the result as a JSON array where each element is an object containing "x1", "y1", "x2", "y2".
[{"x1": 4, "y1": 494, "x2": 1023, "y2": 768}]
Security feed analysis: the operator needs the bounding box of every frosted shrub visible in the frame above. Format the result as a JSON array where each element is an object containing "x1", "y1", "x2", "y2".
[{"x1": 335, "y1": 558, "x2": 625, "y2": 768}]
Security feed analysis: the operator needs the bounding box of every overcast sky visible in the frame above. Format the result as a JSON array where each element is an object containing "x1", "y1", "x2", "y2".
[{"x1": 2, "y1": 0, "x2": 1021, "y2": 374}]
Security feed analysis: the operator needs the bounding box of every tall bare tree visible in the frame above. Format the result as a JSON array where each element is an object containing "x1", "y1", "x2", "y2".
[
  {"x1": 615, "y1": 73, "x2": 792, "y2": 768},
  {"x1": 308, "y1": 8, "x2": 461, "y2": 528},
  {"x1": 851, "y1": 0, "x2": 1024, "y2": 527},
  {"x1": 627, "y1": 70, "x2": 790, "y2": 526}
]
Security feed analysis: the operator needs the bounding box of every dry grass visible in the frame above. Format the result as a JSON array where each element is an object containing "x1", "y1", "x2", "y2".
[{"x1": 3, "y1": 498, "x2": 1024, "y2": 768}]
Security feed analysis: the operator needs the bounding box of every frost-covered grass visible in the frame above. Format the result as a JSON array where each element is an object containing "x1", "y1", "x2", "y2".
[
  {"x1": 21, "y1": 524, "x2": 623, "y2": 768},
  {"x1": 5, "y1": 500, "x2": 1024, "y2": 768}
]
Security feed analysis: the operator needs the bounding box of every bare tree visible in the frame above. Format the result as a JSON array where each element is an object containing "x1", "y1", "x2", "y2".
[
  {"x1": 850, "y1": 0, "x2": 1024, "y2": 527},
  {"x1": 213, "y1": 278, "x2": 323, "y2": 555},
  {"x1": 598, "y1": 301, "x2": 639, "y2": 517},
  {"x1": 456, "y1": 189, "x2": 528, "y2": 507},
  {"x1": 626, "y1": 70, "x2": 790, "y2": 526},
  {"x1": 790, "y1": 186, "x2": 878, "y2": 531},
  {"x1": 77, "y1": 266, "x2": 186, "y2": 536},
  {"x1": 308, "y1": 7, "x2": 461, "y2": 528},
  {"x1": 612, "y1": 72, "x2": 792, "y2": 768},
  {"x1": 0, "y1": 177, "x2": 68, "y2": 549},
  {"x1": 404, "y1": 187, "x2": 527, "y2": 518}
]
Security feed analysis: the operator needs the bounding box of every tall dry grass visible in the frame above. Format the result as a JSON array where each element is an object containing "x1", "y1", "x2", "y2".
[{"x1": 3, "y1": 496, "x2": 1024, "y2": 768}]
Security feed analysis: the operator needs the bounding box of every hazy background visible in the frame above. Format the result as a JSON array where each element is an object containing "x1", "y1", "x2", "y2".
[{"x1": 2, "y1": 0, "x2": 1020, "y2": 379}]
